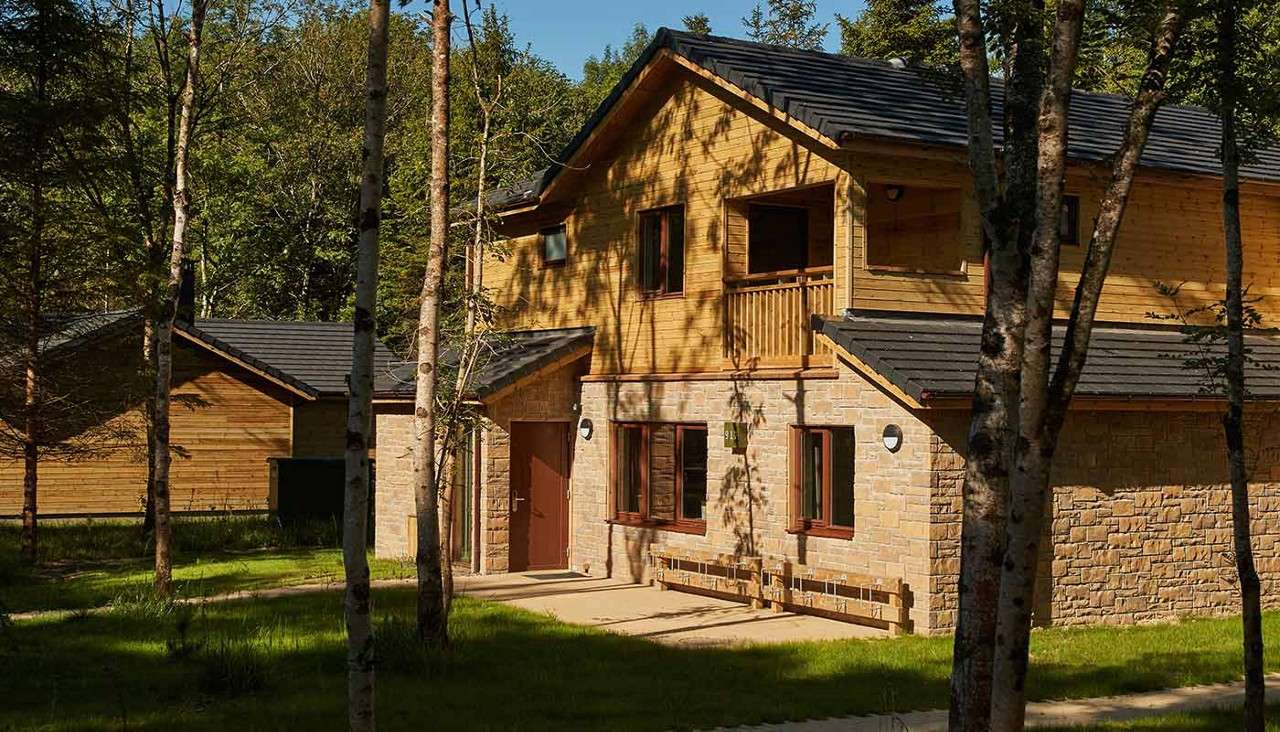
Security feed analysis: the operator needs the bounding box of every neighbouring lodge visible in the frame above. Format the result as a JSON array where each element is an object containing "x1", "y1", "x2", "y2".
[
  {"x1": 374, "y1": 29, "x2": 1280, "y2": 636},
  {"x1": 0, "y1": 284, "x2": 398, "y2": 517}
]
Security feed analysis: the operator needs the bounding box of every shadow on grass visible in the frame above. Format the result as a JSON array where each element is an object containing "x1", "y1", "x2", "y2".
[{"x1": 4, "y1": 589, "x2": 1279, "y2": 731}]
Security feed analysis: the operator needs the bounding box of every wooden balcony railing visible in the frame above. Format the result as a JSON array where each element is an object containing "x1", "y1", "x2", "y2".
[{"x1": 723, "y1": 267, "x2": 834, "y2": 369}]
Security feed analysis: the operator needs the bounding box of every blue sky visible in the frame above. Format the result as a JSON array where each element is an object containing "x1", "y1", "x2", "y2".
[{"x1": 493, "y1": 0, "x2": 863, "y2": 80}]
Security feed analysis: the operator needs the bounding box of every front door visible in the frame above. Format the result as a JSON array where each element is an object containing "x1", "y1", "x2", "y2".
[{"x1": 509, "y1": 421, "x2": 569, "y2": 571}]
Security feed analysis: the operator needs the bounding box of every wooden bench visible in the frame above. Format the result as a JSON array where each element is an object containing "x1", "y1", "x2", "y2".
[{"x1": 649, "y1": 549, "x2": 910, "y2": 634}]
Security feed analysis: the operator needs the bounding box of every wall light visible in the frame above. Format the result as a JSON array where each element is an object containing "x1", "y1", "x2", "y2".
[
  {"x1": 882, "y1": 424, "x2": 904, "y2": 453},
  {"x1": 884, "y1": 184, "x2": 905, "y2": 202},
  {"x1": 578, "y1": 417, "x2": 594, "y2": 441}
]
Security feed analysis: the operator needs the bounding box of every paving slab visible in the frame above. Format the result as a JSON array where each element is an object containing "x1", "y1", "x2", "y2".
[
  {"x1": 454, "y1": 570, "x2": 888, "y2": 646},
  {"x1": 719, "y1": 673, "x2": 1280, "y2": 730}
]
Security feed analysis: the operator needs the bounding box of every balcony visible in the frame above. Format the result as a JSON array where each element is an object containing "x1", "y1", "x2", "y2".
[{"x1": 723, "y1": 267, "x2": 834, "y2": 369}]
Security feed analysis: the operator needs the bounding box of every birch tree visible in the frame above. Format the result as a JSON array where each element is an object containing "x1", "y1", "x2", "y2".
[
  {"x1": 151, "y1": 0, "x2": 206, "y2": 597},
  {"x1": 413, "y1": 0, "x2": 450, "y2": 647},
  {"x1": 342, "y1": 0, "x2": 391, "y2": 726},
  {"x1": 948, "y1": 0, "x2": 1187, "y2": 728}
]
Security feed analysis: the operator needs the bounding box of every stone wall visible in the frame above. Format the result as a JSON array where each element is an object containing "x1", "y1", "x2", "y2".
[
  {"x1": 373, "y1": 412, "x2": 414, "y2": 558},
  {"x1": 373, "y1": 358, "x2": 584, "y2": 566},
  {"x1": 928, "y1": 407, "x2": 1280, "y2": 632},
  {"x1": 569, "y1": 371, "x2": 938, "y2": 632}
]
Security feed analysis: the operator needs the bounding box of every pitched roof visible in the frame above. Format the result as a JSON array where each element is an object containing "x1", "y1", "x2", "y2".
[
  {"x1": 375, "y1": 327, "x2": 594, "y2": 401},
  {"x1": 189, "y1": 319, "x2": 400, "y2": 397},
  {"x1": 491, "y1": 28, "x2": 1280, "y2": 210},
  {"x1": 815, "y1": 311, "x2": 1280, "y2": 405},
  {"x1": 36, "y1": 310, "x2": 398, "y2": 399}
]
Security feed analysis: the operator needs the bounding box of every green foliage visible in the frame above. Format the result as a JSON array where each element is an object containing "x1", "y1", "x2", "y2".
[
  {"x1": 742, "y1": 0, "x2": 829, "y2": 50},
  {"x1": 836, "y1": 0, "x2": 954, "y2": 66},
  {"x1": 1168, "y1": 0, "x2": 1280, "y2": 154},
  {"x1": 1149, "y1": 281, "x2": 1272, "y2": 397},
  {"x1": 579, "y1": 22, "x2": 651, "y2": 111},
  {"x1": 0, "y1": 514, "x2": 341, "y2": 562},
  {"x1": 682, "y1": 13, "x2": 712, "y2": 36}
]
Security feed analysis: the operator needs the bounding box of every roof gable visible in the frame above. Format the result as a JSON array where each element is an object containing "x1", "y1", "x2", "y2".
[{"x1": 495, "y1": 28, "x2": 1280, "y2": 211}]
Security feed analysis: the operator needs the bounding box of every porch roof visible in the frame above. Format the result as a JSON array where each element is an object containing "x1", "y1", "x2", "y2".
[
  {"x1": 814, "y1": 311, "x2": 1280, "y2": 406},
  {"x1": 375, "y1": 326, "x2": 594, "y2": 402}
]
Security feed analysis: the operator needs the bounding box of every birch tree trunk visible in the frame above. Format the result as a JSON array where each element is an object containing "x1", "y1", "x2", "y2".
[
  {"x1": 947, "y1": 0, "x2": 1042, "y2": 725},
  {"x1": 343, "y1": 0, "x2": 391, "y2": 727},
  {"x1": 153, "y1": 0, "x2": 205, "y2": 598},
  {"x1": 991, "y1": 5, "x2": 1185, "y2": 728},
  {"x1": 413, "y1": 0, "x2": 451, "y2": 646},
  {"x1": 1218, "y1": 1, "x2": 1266, "y2": 726}
]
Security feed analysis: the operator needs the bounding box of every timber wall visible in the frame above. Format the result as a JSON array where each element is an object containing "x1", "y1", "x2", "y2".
[
  {"x1": 0, "y1": 343, "x2": 294, "y2": 516},
  {"x1": 485, "y1": 58, "x2": 1280, "y2": 376}
]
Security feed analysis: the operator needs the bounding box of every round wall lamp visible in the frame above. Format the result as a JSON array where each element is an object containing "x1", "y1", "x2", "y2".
[
  {"x1": 578, "y1": 417, "x2": 594, "y2": 441},
  {"x1": 884, "y1": 184, "x2": 906, "y2": 202},
  {"x1": 882, "y1": 424, "x2": 904, "y2": 453}
]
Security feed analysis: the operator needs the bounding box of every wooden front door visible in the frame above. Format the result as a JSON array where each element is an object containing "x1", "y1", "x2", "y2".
[{"x1": 509, "y1": 421, "x2": 569, "y2": 571}]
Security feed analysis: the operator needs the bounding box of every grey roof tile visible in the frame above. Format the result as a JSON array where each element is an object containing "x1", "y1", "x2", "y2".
[
  {"x1": 375, "y1": 327, "x2": 595, "y2": 400},
  {"x1": 816, "y1": 311, "x2": 1280, "y2": 403},
  {"x1": 491, "y1": 28, "x2": 1280, "y2": 210},
  {"x1": 191, "y1": 319, "x2": 400, "y2": 397}
]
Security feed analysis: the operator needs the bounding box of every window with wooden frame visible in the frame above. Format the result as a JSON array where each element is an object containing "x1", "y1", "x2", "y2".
[
  {"x1": 1060, "y1": 195, "x2": 1080, "y2": 246},
  {"x1": 790, "y1": 426, "x2": 855, "y2": 538},
  {"x1": 613, "y1": 422, "x2": 707, "y2": 532},
  {"x1": 540, "y1": 223, "x2": 567, "y2": 266},
  {"x1": 637, "y1": 205, "x2": 685, "y2": 295}
]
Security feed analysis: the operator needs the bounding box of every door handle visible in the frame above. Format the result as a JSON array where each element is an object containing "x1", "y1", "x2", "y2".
[{"x1": 512, "y1": 496, "x2": 527, "y2": 511}]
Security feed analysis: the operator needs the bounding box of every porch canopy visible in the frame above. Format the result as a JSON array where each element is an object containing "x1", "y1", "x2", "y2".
[
  {"x1": 814, "y1": 311, "x2": 1280, "y2": 408},
  {"x1": 374, "y1": 326, "x2": 594, "y2": 403}
]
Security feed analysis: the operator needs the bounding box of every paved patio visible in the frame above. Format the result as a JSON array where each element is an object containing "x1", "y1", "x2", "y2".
[{"x1": 454, "y1": 570, "x2": 889, "y2": 646}]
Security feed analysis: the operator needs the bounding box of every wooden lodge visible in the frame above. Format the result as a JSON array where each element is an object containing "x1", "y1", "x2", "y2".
[{"x1": 358, "y1": 27, "x2": 1280, "y2": 634}]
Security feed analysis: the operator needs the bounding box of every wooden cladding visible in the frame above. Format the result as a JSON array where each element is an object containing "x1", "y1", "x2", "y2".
[{"x1": 723, "y1": 268, "x2": 834, "y2": 369}]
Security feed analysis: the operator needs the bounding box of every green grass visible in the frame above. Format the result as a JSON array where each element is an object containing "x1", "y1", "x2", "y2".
[
  {"x1": 4, "y1": 585, "x2": 1280, "y2": 731},
  {"x1": 0, "y1": 516, "x2": 410, "y2": 614},
  {"x1": 1042, "y1": 704, "x2": 1280, "y2": 730}
]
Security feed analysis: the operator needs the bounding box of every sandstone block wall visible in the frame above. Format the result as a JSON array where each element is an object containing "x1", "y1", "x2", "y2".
[
  {"x1": 928, "y1": 408, "x2": 1280, "y2": 632},
  {"x1": 570, "y1": 372, "x2": 938, "y2": 631}
]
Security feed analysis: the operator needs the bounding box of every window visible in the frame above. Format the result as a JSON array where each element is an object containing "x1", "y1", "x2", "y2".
[
  {"x1": 1060, "y1": 195, "x2": 1080, "y2": 246},
  {"x1": 540, "y1": 224, "x2": 567, "y2": 265},
  {"x1": 613, "y1": 422, "x2": 707, "y2": 531},
  {"x1": 791, "y1": 426, "x2": 854, "y2": 538},
  {"x1": 638, "y1": 206, "x2": 684, "y2": 295}
]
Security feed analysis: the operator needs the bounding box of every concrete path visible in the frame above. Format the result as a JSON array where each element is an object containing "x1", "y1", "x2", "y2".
[
  {"x1": 455, "y1": 570, "x2": 887, "y2": 646},
  {"x1": 721, "y1": 673, "x2": 1280, "y2": 730}
]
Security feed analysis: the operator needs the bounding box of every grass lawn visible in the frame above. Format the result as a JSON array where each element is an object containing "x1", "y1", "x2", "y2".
[
  {"x1": 0, "y1": 517, "x2": 413, "y2": 614},
  {"x1": 1043, "y1": 705, "x2": 1280, "y2": 730},
  {"x1": 4, "y1": 583, "x2": 1280, "y2": 731}
]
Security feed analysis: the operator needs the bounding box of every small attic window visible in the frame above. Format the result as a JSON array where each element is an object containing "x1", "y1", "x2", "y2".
[{"x1": 540, "y1": 224, "x2": 567, "y2": 266}]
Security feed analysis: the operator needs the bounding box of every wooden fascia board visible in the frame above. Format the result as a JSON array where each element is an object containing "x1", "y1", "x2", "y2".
[
  {"x1": 173, "y1": 328, "x2": 317, "y2": 401},
  {"x1": 815, "y1": 332, "x2": 926, "y2": 410},
  {"x1": 478, "y1": 344, "x2": 592, "y2": 406},
  {"x1": 537, "y1": 54, "x2": 675, "y2": 204},
  {"x1": 664, "y1": 51, "x2": 842, "y2": 150}
]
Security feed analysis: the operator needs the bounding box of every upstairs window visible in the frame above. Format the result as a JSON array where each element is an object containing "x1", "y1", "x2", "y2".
[
  {"x1": 1061, "y1": 195, "x2": 1080, "y2": 246},
  {"x1": 613, "y1": 422, "x2": 707, "y2": 532},
  {"x1": 638, "y1": 205, "x2": 685, "y2": 295},
  {"x1": 540, "y1": 224, "x2": 567, "y2": 266},
  {"x1": 791, "y1": 426, "x2": 854, "y2": 538}
]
